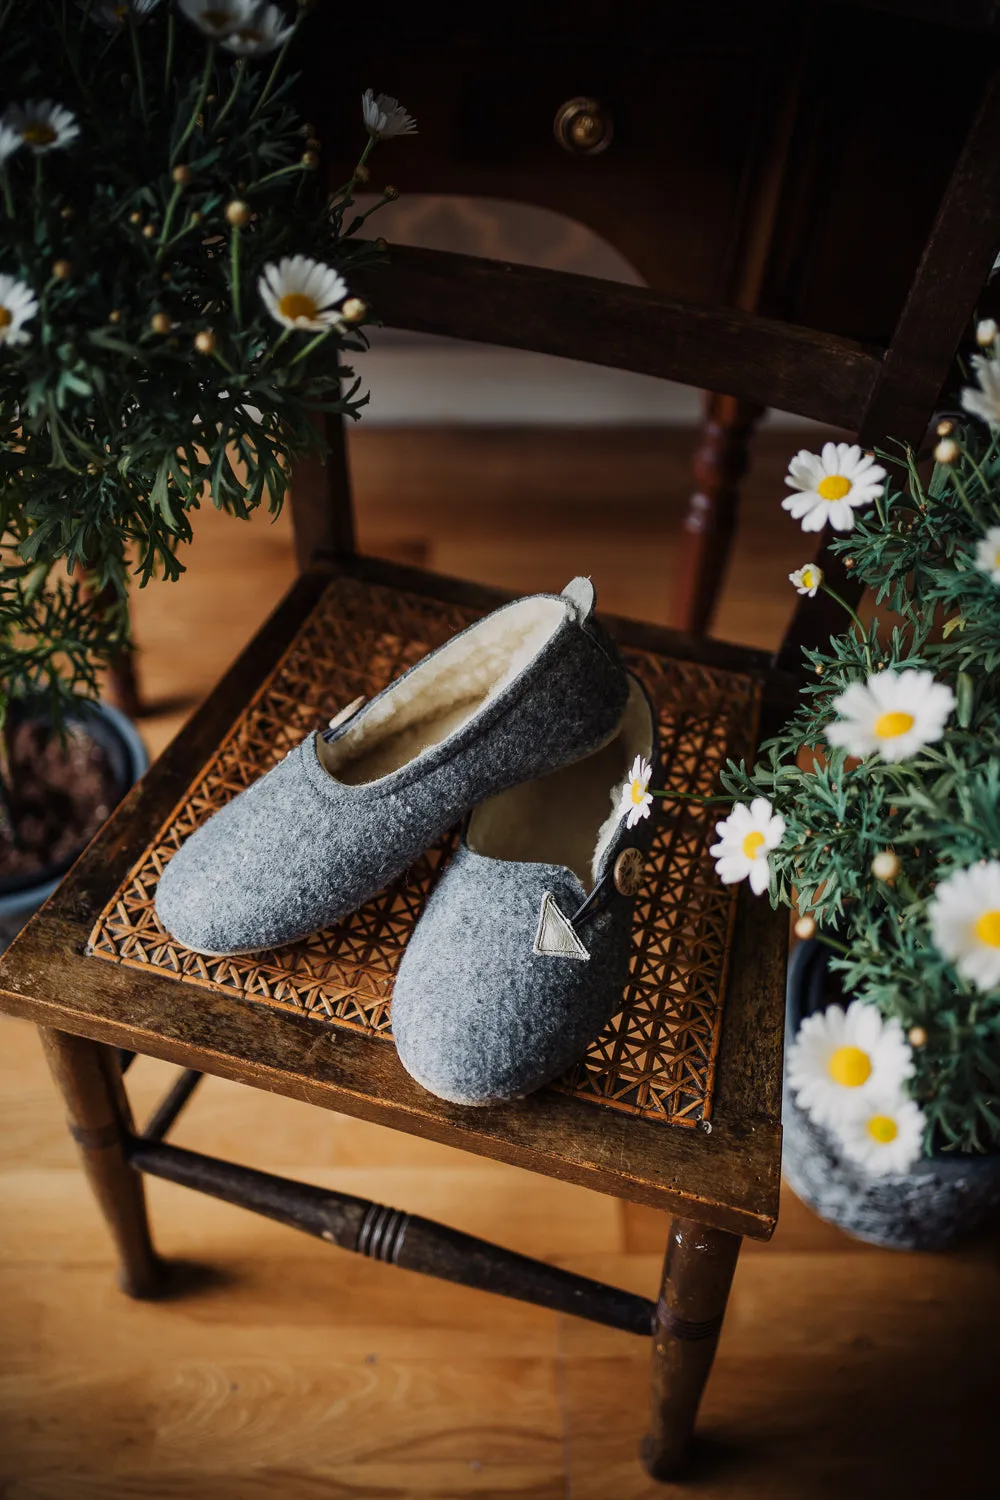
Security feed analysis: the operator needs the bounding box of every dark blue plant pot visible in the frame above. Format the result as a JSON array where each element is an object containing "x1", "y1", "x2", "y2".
[
  {"x1": 0, "y1": 700, "x2": 148, "y2": 950},
  {"x1": 784, "y1": 938, "x2": 1000, "y2": 1250}
]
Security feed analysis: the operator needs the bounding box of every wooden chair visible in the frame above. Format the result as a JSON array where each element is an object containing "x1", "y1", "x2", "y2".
[{"x1": 2, "y1": 60, "x2": 999, "y2": 1487}]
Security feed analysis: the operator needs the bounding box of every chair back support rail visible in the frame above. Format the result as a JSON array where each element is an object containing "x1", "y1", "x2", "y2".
[{"x1": 294, "y1": 61, "x2": 1000, "y2": 669}]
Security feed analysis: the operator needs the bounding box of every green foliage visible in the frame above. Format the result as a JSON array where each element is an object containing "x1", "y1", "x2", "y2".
[
  {"x1": 0, "y1": 0, "x2": 391, "y2": 719},
  {"x1": 723, "y1": 399, "x2": 1000, "y2": 1156}
]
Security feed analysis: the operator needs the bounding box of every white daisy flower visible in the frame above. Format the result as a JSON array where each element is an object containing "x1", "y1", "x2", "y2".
[
  {"x1": 709, "y1": 797, "x2": 784, "y2": 896},
  {"x1": 975, "y1": 526, "x2": 1000, "y2": 584},
  {"x1": 361, "y1": 89, "x2": 417, "y2": 140},
  {"x1": 833, "y1": 1093, "x2": 926, "y2": 1177},
  {"x1": 782, "y1": 442, "x2": 887, "y2": 533},
  {"x1": 0, "y1": 122, "x2": 21, "y2": 169},
  {"x1": 178, "y1": 0, "x2": 256, "y2": 38},
  {"x1": 789, "y1": 562, "x2": 823, "y2": 597},
  {"x1": 787, "y1": 1001, "x2": 914, "y2": 1129},
  {"x1": 0, "y1": 273, "x2": 39, "y2": 348},
  {"x1": 3, "y1": 101, "x2": 80, "y2": 155},
  {"x1": 618, "y1": 755, "x2": 653, "y2": 829},
  {"x1": 960, "y1": 354, "x2": 1000, "y2": 426},
  {"x1": 220, "y1": 2, "x2": 294, "y2": 54},
  {"x1": 825, "y1": 669, "x2": 955, "y2": 764},
  {"x1": 89, "y1": 0, "x2": 162, "y2": 30},
  {"x1": 258, "y1": 256, "x2": 348, "y2": 331},
  {"x1": 976, "y1": 318, "x2": 998, "y2": 348},
  {"x1": 928, "y1": 861, "x2": 1000, "y2": 992}
]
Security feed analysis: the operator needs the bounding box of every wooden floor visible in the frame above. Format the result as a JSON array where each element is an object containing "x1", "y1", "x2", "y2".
[{"x1": 2, "y1": 427, "x2": 997, "y2": 1499}]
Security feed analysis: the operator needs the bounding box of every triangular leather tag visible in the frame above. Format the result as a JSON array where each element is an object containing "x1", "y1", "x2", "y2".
[
  {"x1": 561, "y1": 576, "x2": 595, "y2": 620},
  {"x1": 533, "y1": 891, "x2": 590, "y2": 961}
]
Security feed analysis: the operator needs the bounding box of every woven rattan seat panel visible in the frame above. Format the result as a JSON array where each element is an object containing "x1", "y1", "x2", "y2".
[{"x1": 88, "y1": 575, "x2": 762, "y2": 1128}]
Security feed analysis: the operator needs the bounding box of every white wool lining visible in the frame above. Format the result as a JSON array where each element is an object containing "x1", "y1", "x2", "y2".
[
  {"x1": 467, "y1": 678, "x2": 653, "y2": 892},
  {"x1": 318, "y1": 596, "x2": 566, "y2": 785}
]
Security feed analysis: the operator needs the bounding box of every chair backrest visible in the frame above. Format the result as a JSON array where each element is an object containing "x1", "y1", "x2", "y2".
[{"x1": 293, "y1": 8, "x2": 1000, "y2": 669}]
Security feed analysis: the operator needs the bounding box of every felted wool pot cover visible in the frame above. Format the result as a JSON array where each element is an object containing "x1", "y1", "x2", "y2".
[{"x1": 784, "y1": 939, "x2": 1000, "y2": 1250}]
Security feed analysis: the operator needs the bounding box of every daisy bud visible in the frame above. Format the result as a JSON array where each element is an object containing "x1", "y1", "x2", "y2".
[
  {"x1": 374, "y1": 237, "x2": 388, "y2": 252},
  {"x1": 150, "y1": 312, "x2": 173, "y2": 335},
  {"x1": 172, "y1": 164, "x2": 192, "y2": 186},
  {"x1": 934, "y1": 437, "x2": 959, "y2": 465},
  {"x1": 129, "y1": 210, "x2": 142, "y2": 225},
  {"x1": 353, "y1": 164, "x2": 370, "y2": 184},
  {"x1": 189, "y1": 210, "x2": 202, "y2": 225},
  {"x1": 142, "y1": 223, "x2": 156, "y2": 239},
  {"x1": 301, "y1": 150, "x2": 320, "y2": 169},
  {"x1": 976, "y1": 318, "x2": 997, "y2": 348},
  {"x1": 936, "y1": 418, "x2": 955, "y2": 437},
  {"x1": 872, "y1": 851, "x2": 901, "y2": 882},
  {"x1": 108, "y1": 309, "x2": 122, "y2": 324},
  {"x1": 194, "y1": 330, "x2": 217, "y2": 355},
  {"x1": 340, "y1": 296, "x2": 368, "y2": 324},
  {"x1": 60, "y1": 205, "x2": 74, "y2": 221},
  {"x1": 908, "y1": 1025, "x2": 928, "y2": 1048},
  {"x1": 225, "y1": 200, "x2": 251, "y2": 228},
  {"x1": 383, "y1": 184, "x2": 400, "y2": 200},
  {"x1": 51, "y1": 259, "x2": 72, "y2": 280},
  {"x1": 794, "y1": 915, "x2": 817, "y2": 940}
]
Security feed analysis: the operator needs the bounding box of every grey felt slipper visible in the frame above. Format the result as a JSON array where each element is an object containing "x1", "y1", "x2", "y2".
[
  {"x1": 391, "y1": 674, "x2": 658, "y2": 1105},
  {"x1": 155, "y1": 577, "x2": 628, "y2": 956}
]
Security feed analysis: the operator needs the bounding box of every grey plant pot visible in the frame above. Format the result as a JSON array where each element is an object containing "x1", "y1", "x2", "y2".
[
  {"x1": 0, "y1": 699, "x2": 148, "y2": 953},
  {"x1": 784, "y1": 939, "x2": 1000, "y2": 1251}
]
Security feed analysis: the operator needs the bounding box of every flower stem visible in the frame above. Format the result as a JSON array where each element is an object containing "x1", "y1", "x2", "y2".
[
  {"x1": 163, "y1": 12, "x2": 175, "y2": 97},
  {"x1": 215, "y1": 59, "x2": 245, "y2": 128},
  {"x1": 250, "y1": 24, "x2": 298, "y2": 119},
  {"x1": 172, "y1": 43, "x2": 214, "y2": 167},
  {"x1": 288, "y1": 326, "x2": 335, "y2": 366},
  {"x1": 819, "y1": 581, "x2": 872, "y2": 670},
  {"x1": 247, "y1": 161, "x2": 307, "y2": 192},
  {"x1": 650, "y1": 789, "x2": 730, "y2": 804},
  {"x1": 815, "y1": 931, "x2": 850, "y2": 955},
  {"x1": 128, "y1": 13, "x2": 147, "y2": 125},
  {"x1": 229, "y1": 222, "x2": 242, "y2": 325},
  {"x1": 156, "y1": 181, "x2": 184, "y2": 260}
]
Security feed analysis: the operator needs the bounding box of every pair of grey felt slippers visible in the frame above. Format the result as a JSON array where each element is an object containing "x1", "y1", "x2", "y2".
[{"x1": 156, "y1": 578, "x2": 658, "y2": 1107}]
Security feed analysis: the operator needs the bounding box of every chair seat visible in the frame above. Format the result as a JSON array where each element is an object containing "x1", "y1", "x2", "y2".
[{"x1": 0, "y1": 559, "x2": 786, "y2": 1240}]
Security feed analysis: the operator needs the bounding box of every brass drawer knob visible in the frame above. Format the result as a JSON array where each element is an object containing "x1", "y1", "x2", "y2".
[
  {"x1": 614, "y1": 848, "x2": 645, "y2": 897},
  {"x1": 553, "y1": 97, "x2": 613, "y2": 156}
]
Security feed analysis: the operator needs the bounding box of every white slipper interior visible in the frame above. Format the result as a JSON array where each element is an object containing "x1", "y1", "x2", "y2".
[
  {"x1": 318, "y1": 596, "x2": 567, "y2": 785},
  {"x1": 466, "y1": 677, "x2": 654, "y2": 891}
]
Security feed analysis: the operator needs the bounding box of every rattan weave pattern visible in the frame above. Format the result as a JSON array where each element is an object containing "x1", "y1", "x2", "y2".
[{"x1": 88, "y1": 576, "x2": 761, "y2": 1127}]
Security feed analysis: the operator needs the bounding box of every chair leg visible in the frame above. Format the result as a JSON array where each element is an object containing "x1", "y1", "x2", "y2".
[
  {"x1": 641, "y1": 1215, "x2": 742, "y2": 1481},
  {"x1": 673, "y1": 392, "x2": 763, "y2": 636},
  {"x1": 39, "y1": 1028, "x2": 165, "y2": 1299}
]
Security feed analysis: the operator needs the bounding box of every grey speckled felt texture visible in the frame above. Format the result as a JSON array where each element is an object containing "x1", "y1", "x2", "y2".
[
  {"x1": 155, "y1": 579, "x2": 628, "y2": 956},
  {"x1": 392, "y1": 680, "x2": 658, "y2": 1105}
]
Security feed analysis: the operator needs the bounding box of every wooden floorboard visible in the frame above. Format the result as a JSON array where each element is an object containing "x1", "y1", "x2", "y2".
[{"x1": 2, "y1": 426, "x2": 996, "y2": 1497}]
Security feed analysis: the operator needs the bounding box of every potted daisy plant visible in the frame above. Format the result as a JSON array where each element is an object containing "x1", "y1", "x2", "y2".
[
  {"x1": 0, "y1": 0, "x2": 413, "y2": 943},
  {"x1": 634, "y1": 323, "x2": 1000, "y2": 1248}
]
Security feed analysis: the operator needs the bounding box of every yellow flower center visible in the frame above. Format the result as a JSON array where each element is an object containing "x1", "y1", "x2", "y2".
[
  {"x1": 874, "y1": 711, "x2": 915, "y2": 740},
  {"x1": 994, "y1": 549, "x2": 1000, "y2": 569},
  {"x1": 630, "y1": 778, "x2": 646, "y2": 806},
  {"x1": 817, "y1": 474, "x2": 852, "y2": 501},
  {"x1": 22, "y1": 123, "x2": 57, "y2": 147},
  {"x1": 974, "y1": 909, "x2": 1000, "y2": 948},
  {"x1": 742, "y1": 830, "x2": 765, "y2": 859},
  {"x1": 801, "y1": 567, "x2": 817, "y2": 588},
  {"x1": 0, "y1": 306, "x2": 11, "y2": 329},
  {"x1": 867, "y1": 1114, "x2": 898, "y2": 1144},
  {"x1": 278, "y1": 292, "x2": 318, "y2": 322},
  {"x1": 827, "y1": 1045, "x2": 872, "y2": 1088}
]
